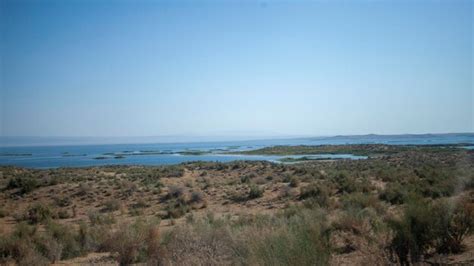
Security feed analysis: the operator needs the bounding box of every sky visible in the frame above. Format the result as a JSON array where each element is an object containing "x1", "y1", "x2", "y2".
[{"x1": 1, "y1": 0, "x2": 473, "y2": 139}]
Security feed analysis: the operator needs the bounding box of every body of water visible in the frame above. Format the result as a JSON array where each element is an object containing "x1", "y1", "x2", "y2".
[{"x1": 0, "y1": 133, "x2": 472, "y2": 168}]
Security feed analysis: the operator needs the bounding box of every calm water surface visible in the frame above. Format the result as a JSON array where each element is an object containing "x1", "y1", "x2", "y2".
[{"x1": 1, "y1": 134, "x2": 472, "y2": 168}]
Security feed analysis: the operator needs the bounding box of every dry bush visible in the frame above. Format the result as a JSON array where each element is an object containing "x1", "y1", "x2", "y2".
[
  {"x1": 24, "y1": 203, "x2": 56, "y2": 224},
  {"x1": 164, "y1": 199, "x2": 190, "y2": 219},
  {"x1": 88, "y1": 211, "x2": 116, "y2": 225},
  {"x1": 102, "y1": 199, "x2": 121, "y2": 212},
  {"x1": 76, "y1": 183, "x2": 92, "y2": 197},
  {"x1": 248, "y1": 184, "x2": 263, "y2": 199},
  {"x1": 434, "y1": 197, "x2": 474, "y2": 254},
  {"x1": 189, "y1": 191, "x2": 204, "y2": 204},
  {"x1": 299, "y1": 182, "x2": 330, "y2": 208},
  {"x1": 104, "y1": 219, "x2": 161, "y2": 265},
  {"x1": 160, "y1": 207, "x2": 332, "y2": 265},
  {"x1": 341, "y1": 192, "x2": 384, "y2": 214},
  {"x1": 167, "y1": 185, "x2": 184, "y2": 199},
  {"x1": 289, "y1": 176, "x2": 300, "y2": 187},
  {"x1": 237, "y1": 207, "x2": 332, "y2": 265},
  {"x1": 160, "y1": 221, "x2": 236, "y2": 265}
]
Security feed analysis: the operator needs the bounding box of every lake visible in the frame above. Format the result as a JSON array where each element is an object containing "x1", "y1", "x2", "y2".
[{"x1": 1, "y1": 134, "x2": 472, "y2": 168}]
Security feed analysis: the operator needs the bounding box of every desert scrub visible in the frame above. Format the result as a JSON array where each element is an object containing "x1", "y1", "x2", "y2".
[
  {"x1": 240, "y1": 175, "x2": 250, "y2": 184},
  {"x1": 379, "y1": 182, "x2": 409, "y2": 204},
  {"x1": 160, "y1": 207, "x2": 331, "y2": 265},
  {"x1": 24, "y1": 203, "x2": 56, "y2": 224},
  {"x1": 6, "y1": 176, "x2": 39, "y2": 195},
  {"x1": 163, "y1": 199, "x2": 190, "y2": 219},
  {"x1": 53, "y1": 195, "x2": 72, "y2": 207},
  {"x1": 289, "y1": 176, "x2": 299, "y2": 187},
  {"x1": 243, "y1": 208, "x2": 331, "y2": 265},
  {"x1": 131, "y1": 198, "x2": 148, "y2": 209},
  {"x1": 388, "y1": 198, "x2": 450, "y2": 264},
  {"x1": 433, "y1": 197, "x2": 474, "y2": 254},
  {"x1": 119, "y1": 180, "x2": 137, "y2": 197},
  {"x1": 299, "y1": 182, "x2": 330, "y2": 208},
  {"x1": 189, "y1": 191, "x2": 205, "y2": 204},
  {"x1": 103, "y1": 199, "x2": 121, "y2": 212},
  {"x1": 0, "y1": 208, "x2": 8, "y2": 218},
  {"x1": 166, "y1": 185, "x2": 184, "y2": 200},
  {"x1": 88, "y1": 211, "x2": 116, "y2": 225},
  {"x1": 104, "y1": 219, "x2": 161, "y2": 265},
  {"x1": 160, "y1": 216, "x2": 236, "y2": 265},
  {"x1": 0, "y1": 221, "x2": 82, "y2": 264},
  {"x1": 333, "y1": 172, "x2": 373, "y2": 194},
  {"x1": 340, "y1": 192, "x2": 384, "y2": 214},
  {"x1": 248, "y1": 184, "x2": 263, "y2": 199},
  {"x1": 43, "y1": 221, "x2": 82, "y2": 259},
  {"x1": 75, "y1": 183, "x2": 92, "y2": 197}
]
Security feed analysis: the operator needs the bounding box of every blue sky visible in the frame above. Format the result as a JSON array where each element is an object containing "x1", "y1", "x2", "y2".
[{"x1": 1, "y1": 0, "x2": 472, "y2": 138}]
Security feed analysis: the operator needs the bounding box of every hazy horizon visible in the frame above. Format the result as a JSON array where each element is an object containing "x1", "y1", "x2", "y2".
[
  {"x1": 1, "y1": 0, "x2": 473, "y2": 137},
  {"x1": 1, "y1": 132, "x2": 473, "y2": 147}
]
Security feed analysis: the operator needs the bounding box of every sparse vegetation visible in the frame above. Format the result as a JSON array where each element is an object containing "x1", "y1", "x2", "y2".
[
  {"x1": 248, "y1": 184, "x2": 264, "y2": 199},
  {"x1": 0, "y1": 144, "x2": 473, "y2": 265}
]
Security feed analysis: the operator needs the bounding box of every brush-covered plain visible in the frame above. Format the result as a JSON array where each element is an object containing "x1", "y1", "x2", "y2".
[{"x1": 0, "y1": 144, "x2": 473, "y2": 265}]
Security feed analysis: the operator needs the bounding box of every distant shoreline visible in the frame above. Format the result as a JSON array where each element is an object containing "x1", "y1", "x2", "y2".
[{"x1": 1, "y1": 133, "x2": 473, "y2": 148}]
